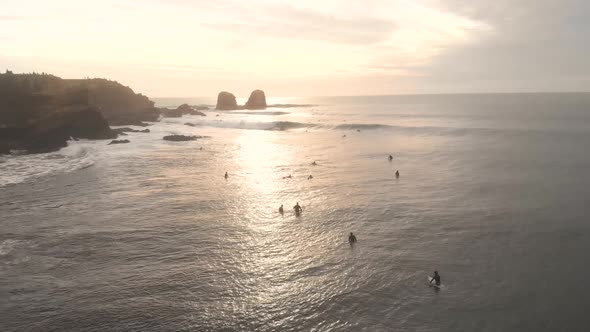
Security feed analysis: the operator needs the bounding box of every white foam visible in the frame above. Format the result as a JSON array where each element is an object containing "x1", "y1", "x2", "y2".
[
  {"x1": 0, "y1": 239, "x2": 22, "y2": 256},
  {"x1": 0, "y1": 141, "x2": 96, "y2": 187}
]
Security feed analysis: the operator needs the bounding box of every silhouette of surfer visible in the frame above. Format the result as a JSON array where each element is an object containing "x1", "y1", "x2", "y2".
[
  {"x1": 348, "y1": 232, "x2": 357, "y2": 245},
  {"x1": 395, "y1": 170, "x2": 400, "y2": 178},
  {"x1": 430, "y1": 271, "x2": 441, "y2": 286},
  {"x1": 279, "y1": 204, "x2": 284, "y2": 215},
  {"x1": 224, "y1": 172, "x2": 228, "y2": 179},
  {"x1": 293, "y1": 202, "x2": 302, "y2": 215},
  {"x1": 308, "y1": 175, "x2": 313, "y2": 180},
  {"x1": 388, "y1": 155, "x2": 393, "y2": 161}
]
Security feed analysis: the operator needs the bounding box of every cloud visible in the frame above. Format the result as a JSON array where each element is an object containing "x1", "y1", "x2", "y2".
[
  {"x1": 201, "y1": 5, "x2": 397, "y2": 45},
  {"x1": 410, "y1": 0, "x2": 590, "y2": 91}
]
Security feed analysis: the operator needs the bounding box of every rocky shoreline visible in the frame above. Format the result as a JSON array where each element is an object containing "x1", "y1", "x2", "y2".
[{"x1": 0, "y1": 71, "x2": 269, "y2": 155}]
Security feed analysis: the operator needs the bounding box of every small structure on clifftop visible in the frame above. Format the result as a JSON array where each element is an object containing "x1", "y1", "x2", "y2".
[
  {"x1": 216, "y1": 91, "x2": 238, "y2": 110},
  {"x1": 245, "y1": 89, "x2": 267, "y2": 110}
]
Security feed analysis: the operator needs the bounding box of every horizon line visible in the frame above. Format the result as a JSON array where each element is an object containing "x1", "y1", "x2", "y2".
[{"x1": 151, "y1": 91, "x2": 590, "y2": 99}]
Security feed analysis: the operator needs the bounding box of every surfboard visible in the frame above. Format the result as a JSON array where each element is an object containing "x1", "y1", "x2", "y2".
[{"x1": 427, "y1": 276, "x2": 441, "y2": 289}]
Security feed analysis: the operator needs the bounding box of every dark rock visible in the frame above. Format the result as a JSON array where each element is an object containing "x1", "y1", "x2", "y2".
[
  {"x1": 160, "y1": 107, "x2": 182, "y2": 118},
  {"x1": 108, "y1": 139, "x2": 130, "y2": 145},
  {"x1": 177, "y1": 104, "x2": 192, "y2": 114},
  {"x1": 163, "y1": 135, "x2": 199, "y2": 141},
  {"x1": 112, "y1": 127, "x2": 150, "y2": 135},
  {"x1": 80, "y1": 79, "x2": 160, "y2": 126},
  {"x1": 0, "y1": 72, "x2": 157, "y2": 154},
  {"x1": 216, "y1": 91, "x2": 238, "y2": 110},
  {"x1": 162, "y1": 104, "x2": 207, "y2": 117},
  {"x1": 245, "y1": 90, "x2": 267, "y2": 110},
  {"x1": 22, "y1": 106, "x2": 115, "y2": 153}
]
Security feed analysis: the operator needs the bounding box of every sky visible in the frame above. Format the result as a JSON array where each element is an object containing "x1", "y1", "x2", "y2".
[{"x1": 1, "y1": 0, "x2": 589, "y2": 97}]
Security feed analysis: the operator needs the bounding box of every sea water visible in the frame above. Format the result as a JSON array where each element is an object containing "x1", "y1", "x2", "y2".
[{"x1": 1, "y1": 93, "x2": 590, "y2": 331}]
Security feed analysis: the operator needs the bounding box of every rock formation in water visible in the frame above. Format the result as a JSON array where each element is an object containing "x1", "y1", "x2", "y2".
[
  {"x1": 111, "y1": 127, "x2": 150, "y2": 135},
  {"x1": 162, "y1": 104, "x2": 206, "y2": 117},
  {"x1": 163, "y1": 135, "x2": 200, "y2": 141},
  {"x1": 108, "y1": 139, "x2": 130, "y2": 145},
  {"x1": 245, "y1": 89, "x2": 267, "y2": 110},
  {"x1": 216, "y1": 91, "x2": 238, "y2": 110}
]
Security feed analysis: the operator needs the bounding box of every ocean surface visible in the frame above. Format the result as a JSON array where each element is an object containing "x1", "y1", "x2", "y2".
[{"x1": 2, "y1": 93, "x2": 590, "y2": 331}]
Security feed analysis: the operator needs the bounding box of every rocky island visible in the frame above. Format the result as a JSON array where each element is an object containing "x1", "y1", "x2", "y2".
[{"x1": 215, "y1": 89, "x2": 268, "y2": 110}]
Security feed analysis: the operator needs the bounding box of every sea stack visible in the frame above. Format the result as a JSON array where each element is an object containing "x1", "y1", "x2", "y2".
[
  {"x1": 215, "y1": 91, "x2": 238, "y2": 110},
  {"x1": 245, "y1": 89, "x2": 267, "y2": 110}
]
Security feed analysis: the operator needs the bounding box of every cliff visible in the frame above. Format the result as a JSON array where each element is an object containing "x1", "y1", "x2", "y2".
[
  {"x1": 0, "y1": 72, "x2": 159, "y2": 127},
  {"x1": 0, "y1": 71, "x2": 155, "y2": 154}
]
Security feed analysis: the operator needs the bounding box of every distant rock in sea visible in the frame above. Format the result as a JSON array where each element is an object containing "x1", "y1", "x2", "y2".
[
  {"x1": 108, "y1": 139, "x2": 130, "y2": 145},
  {"x1": 216, "y1": 91, "x2": 238, "y2": 110},
  {"x1": 162, "y1": 104, "x2": 207, "y2": 117},
  {"x1": 163, "y1": 135, "x2": 199, "y2": 141},
  {"x1": 112, "y1": 127, "x2": 150, "y2": 135},
  {"x1": 245, "y1": 90, "x2": 267, "y2": 110}
]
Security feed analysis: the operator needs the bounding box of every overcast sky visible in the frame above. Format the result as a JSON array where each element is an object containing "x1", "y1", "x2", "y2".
[{"x1": 1, "y1": 0, "x2": 588, "y2": 97}]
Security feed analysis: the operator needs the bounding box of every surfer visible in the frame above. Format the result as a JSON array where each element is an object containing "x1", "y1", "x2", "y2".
[
  {"x1": 395, "y1": 170, "x2": 400, "y2": 178},
  {"x1": 348, "y1": 232, "x2": 357, "y2": 245},
  {"x1": 308, "y1": 175, "x2": 313, "y2": 180},
  {"x1": 312, "y1": 161, "x2": 318, "y2": 166},
  {"x1": 429, "y1": 271, "x2": 441, "y2": 286},
  {"x1": 279, "y1": 204, "x2": 284, "y2": 214},
  {"x1": 224, "y1": 172, "x2": 228, "y2": 179},
  {"x1": 283, "y1": 174, "x2": 292, "y2": 179},
  {"x1": 293, "y1": 202, "x2": 302, "y2": 215},
  {"x1": 388, "y1": 155, "x2": 393, "y2": 161}
]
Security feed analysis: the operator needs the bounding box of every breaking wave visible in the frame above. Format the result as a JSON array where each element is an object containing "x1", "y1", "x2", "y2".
[{"x1": 0, "y1": 143, "x2": 95, "y2": 187}]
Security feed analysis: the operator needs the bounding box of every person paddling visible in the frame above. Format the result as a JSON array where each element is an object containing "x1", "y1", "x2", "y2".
[
  {"x1": 348, "y1": 232, "x2": 357, "y2": 245},
  {"x1": 430, "y1": 271, "x2": 441, "y2": 286},
  {"x1": 279, "y1": 204, "x2": 284, "y2": 215}
]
